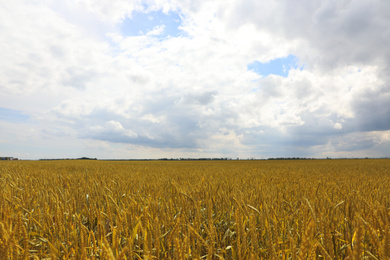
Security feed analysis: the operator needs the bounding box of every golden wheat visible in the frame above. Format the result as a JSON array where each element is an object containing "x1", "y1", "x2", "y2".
[{"x1": 0, "y1": 159, "x2": 389, "y2": 259}]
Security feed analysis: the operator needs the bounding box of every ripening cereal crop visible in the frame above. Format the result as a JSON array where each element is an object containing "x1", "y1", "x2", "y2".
[{"x1": 0, "y1": 159, "x2": 389, "y2": 259}]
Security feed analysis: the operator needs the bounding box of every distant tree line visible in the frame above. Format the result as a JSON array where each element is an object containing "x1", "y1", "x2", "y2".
[
  {"x1": 37, "y1": 156, "x2": 388, "y2": 161},
  {"x1": 267, "y1": 157, "x2": 316, "y2": 160},
  {"x1": 159, "y1": 158, "x2": 232, "y2": 161},
  {"x1": 39, "y1": 157, "x2": 97, "y2": 161}
]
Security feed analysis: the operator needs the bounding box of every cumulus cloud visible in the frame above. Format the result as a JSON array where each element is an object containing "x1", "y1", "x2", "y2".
[{"x1": 0, "y1": 0, "x2": 389, "y2": 159}]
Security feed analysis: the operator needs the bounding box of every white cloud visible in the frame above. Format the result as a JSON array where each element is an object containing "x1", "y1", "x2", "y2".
[
  {"x1": 333, "y1": 123, "x2": 343, "y2": 130},
  {"x1": 146, "y1": 25, "x2": 166, "y2": 35},
  {"x1": 0, "y1": 0, "x2": 389, "y2": 159},
  {"x1": 73, "y1": 0, "x2": 144, "y2": 23}
]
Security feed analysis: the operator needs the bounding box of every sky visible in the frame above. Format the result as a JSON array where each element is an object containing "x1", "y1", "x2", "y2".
[{"x1": 0, "y1": 0, "x2": 389, "y2": 160}]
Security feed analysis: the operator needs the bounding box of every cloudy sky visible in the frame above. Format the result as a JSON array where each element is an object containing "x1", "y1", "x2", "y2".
[{"x1": 1, "y1": 0, "x2": 389, "y2": 159}]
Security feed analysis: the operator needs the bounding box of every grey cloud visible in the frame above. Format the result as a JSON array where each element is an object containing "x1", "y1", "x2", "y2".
[
  {"x1": 329, "y1": 132, "x2": 380, "y2": 152},
  {"x1": 185, "y1": 91, "x2": 217, "y2": 105},
  {"x1": 51, "y1": 87, "x2": 240, "y2": 150},
  {"x1": 241, "y1": 124, "x2": 330, "y2": 149},
  {"x1": 129, "y1": 74, "x2": 150, "y2": 85},
  {"x1": 231, "y1": 0, "x2": 390, "y2": 68},
  {"x1": 237, "y1": 128, "x2": 318, "y2": 158},
  {"x1": 347, "y1": 87, "x2": 390, "y2": 132},
  {"x1": 84, "y1": 115, "x2": 201, "y2": 148},
  {"x1": 293, "y1": 1, "x2": 390, "y2": 68},
  {"x1": 61, "y1": 68, "x2": 98, "y2": 90},
  {"x1": 59, "y1": 94, "x2": 205, "y2": 149}
]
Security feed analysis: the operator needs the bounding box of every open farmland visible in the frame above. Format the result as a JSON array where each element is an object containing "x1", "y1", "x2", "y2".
[{"x1": 0, "y1": 159, "x2": 390, "y2": 259}]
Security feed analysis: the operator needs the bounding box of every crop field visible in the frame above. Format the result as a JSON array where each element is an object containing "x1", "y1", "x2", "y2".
[{"x1": 0, "y1": 159, "x2": 390, "y2": 259}]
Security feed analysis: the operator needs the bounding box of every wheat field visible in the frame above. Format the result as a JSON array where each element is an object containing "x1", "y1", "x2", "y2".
[{"x1": 0, "y1": 159, "x2": 389, "y2": 259}]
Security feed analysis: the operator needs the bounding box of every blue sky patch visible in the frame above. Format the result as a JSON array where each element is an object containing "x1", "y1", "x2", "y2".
[
  {"x1": 121, "y1": 10, "x2": 182, "y2": 38},
  {"x1": 247, "y1": 55, "x2": 301, "y2": 77},
  {"x1": 0, "y1": 107, "x2": 30, "y2": 123}
]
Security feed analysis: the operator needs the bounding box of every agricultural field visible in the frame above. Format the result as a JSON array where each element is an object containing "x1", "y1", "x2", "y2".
[{"x1": 0, "y1": 159, "x2": 389, "y2": 259}]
